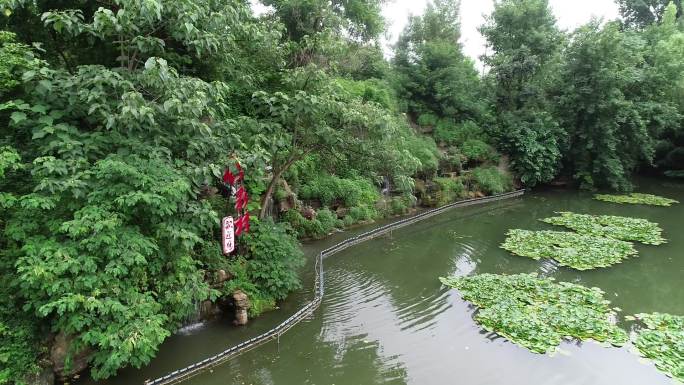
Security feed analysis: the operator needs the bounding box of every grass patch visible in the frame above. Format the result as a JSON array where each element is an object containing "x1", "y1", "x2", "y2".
[
  {"x1": 542, "y1": 212, "x2": 666, "y2": 245},
  {"x1": 500, "y1": 229, "x2": 637, "y2": 270},
  {"x1": 439, "y1": 273, "x2": 627, "y2": 354},
  {"x1": 595, "y1": 193, "x2": 679, "y2": 207},
  {"x1": 627, "y1": 312, "x2": 684, "y2": 381}
]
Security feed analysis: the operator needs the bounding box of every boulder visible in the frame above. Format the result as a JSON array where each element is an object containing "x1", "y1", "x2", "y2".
[
  {"x1": 50, "y1": 332, "x2": 92, "y2": 381},
  {"x1": 301, "y1": 206, "x2": 316, "y2": 220},
  {"x1": 277, "y1": 180, "x2": 297, "y2": 212},
  {"x1": 199, "y1": 300, "x2": 222, "y2": 320},
  {"x1": 232, "y1": 290, "x2": 251, "y2": 326},
  {"x1": 215, "y1": 269, "x2": 232, "y2": 284}
]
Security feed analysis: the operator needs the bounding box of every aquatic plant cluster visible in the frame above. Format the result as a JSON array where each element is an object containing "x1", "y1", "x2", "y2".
[
  {"x1": 627, "y1": 313, "x2": 684, "y2": 381},
  {"x1": 500, "y1": 229, "x2": 637, "y2": 270},
  {"x1": 439, "y1": 273, "x2": 628, "y2": 353},
  {"x1": 594, "y1": 193, "x2": 680, "y2": 207},
  {"x1": 542, "y1": 212, "x2": 666, "y2": 245},
  {"x1": 442, "y1": 193, "x2": 683, "y2": 381},
  {"x1": 501, "y1": 209, "x2": 668, "y2": 269}
]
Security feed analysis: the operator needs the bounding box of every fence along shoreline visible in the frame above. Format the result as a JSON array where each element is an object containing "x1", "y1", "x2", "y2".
[{"x1": 144, "y1": 189, "x2": 526, "y2": 385}]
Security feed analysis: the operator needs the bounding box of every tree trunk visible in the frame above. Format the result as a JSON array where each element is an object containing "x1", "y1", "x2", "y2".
[
  {"x1": 259, "y1": 155, "x2": 300, "y2": 219},
  {"x1": 259, "y1": 168, "x2": 285, "y2": 219}
]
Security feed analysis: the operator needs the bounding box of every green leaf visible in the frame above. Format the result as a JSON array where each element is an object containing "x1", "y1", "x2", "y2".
[
  {"x1": 630, "y1": 312, "x2": 684, "y2": 381},
  {"x1": 10, "y1": 111, "x2": 27, "y2": 124}
]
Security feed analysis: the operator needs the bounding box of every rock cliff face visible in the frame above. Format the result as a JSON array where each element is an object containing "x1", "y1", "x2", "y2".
[
  {"x1": 49, "y1": 332, "x2": 92, "y2": 381},
  {"x1": 232, "y1": 290, "x2": 251, "y2": 326}
]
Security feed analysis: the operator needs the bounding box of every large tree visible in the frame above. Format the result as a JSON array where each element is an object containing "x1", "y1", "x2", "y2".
[
  {"x1": 617, "y1": 0, "x2": 683, "y2": 27},
  {"x1": 393, "y1": 0, "x2": 485, "y2": 122},
  {"x1": 557, "y1": 21, "x2": 654, "y2": 190},
  {"x1": 480, "y1": 0, "x2": 565, "y2": 186}
]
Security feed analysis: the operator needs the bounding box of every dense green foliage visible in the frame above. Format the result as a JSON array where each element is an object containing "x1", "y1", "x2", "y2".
[
  {"x1": 393, "y1": 0, "x2": 485, "y2": 123},
  {"x1": 477, "y1": 0, "x2": 684, "y2": 190},
  {"x1": 542, "y1": 212, "x2": 666, "y2": 245},
  {"x1": 617, "y1": 0, "x2": 683, "y2": 27},
  {"x1": 594, "y1": 193, "x2": 680, "y2": 206},
  {"x1": 481, "y1": 0, "x2": 564, "y2": 186},
  {"x1": 627, "y1": 312, "x2": 684, "y2": 381},
  {"x1": 2, "y1": 0, "x2": 684, "y2": 381},
  {"x1": 241, "y1": 219, "x2": 304, "y2": 300},
  {"x1": 500, "y1": 230, "x2": 637, "y2": 270},
  {"x1": 432, "y1": 177, "x2": 466, "y2": 206},
  {"x1": 470, "y1": 167, "x2": 512, "y2": 195},
  {"x1": 439, "y1": 273, "x2": 628, "y2": 353},
  {"x1": 557, "y1": 22, "x2": 655, "y2": 190}
]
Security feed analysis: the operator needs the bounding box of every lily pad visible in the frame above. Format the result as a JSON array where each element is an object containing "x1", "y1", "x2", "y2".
[
  {"x1": 594, "y1": 193, "x2": 679, "y2": 207},
  {"x1": 500, "y1": 229, "x2": 637, "y2": 270},
  {"x1": 439, "y1": 273, "x2": 628, "y2": 354},
  {"x1": 628, "y1": 312, "x2": 684, "y2": 381},
  {"x1": 542, "y1": 212, "x2": 666, "y2": 245}
]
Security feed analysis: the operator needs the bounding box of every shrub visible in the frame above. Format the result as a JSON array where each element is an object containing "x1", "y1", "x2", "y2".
[
  {"x1": 248, "y1": 294, "x2": 277, "y2": 318},
  {"x1": 242, "y1": 219, "x2": 305, "y2": 300},
  {"x1": 298, "y1": 175, "x2": 379, "y2": 207},
  {"x1": 282, "y1": 208, "x2": 341, "y2": 239},
  {"x1": 454, "y1": 121, "x2": 485, "y2": 143},
  {"x1": 282, "y1": 210, "x2": 308, "y2": 238},
  {"x1": 316, "y1": 208, "x2": 341, "y2": 234},
  {"x1": 390, "y1": 196, "x2": 410, "y2": 215},
  {"x1": 0, "y1": 312, "x2": 40, "y2": 384},
  {"x1": 433, "y1": 177, "x2": 465, "y2": 206},
  {"x1": 406, "y1": 136, "x2": 441, "y2": 176},
  {"x1": 434, "y1": 119, "x2": 459, "y2": 144},
  {"x1": 444, "y1": 147, "x2": 464, "y2": 172},
  {"x1": 335, "y1": 78, "x2": 398, "y2": 111},
  {"x1": 342, "y1": 215, "x2": 355, "y2": 227},
  {"x1": 417, "y1": 113, "x2": 438, "y2": 127},
  {"x1": 434, "y1": 120, "x2": 485, "y2": 146},
  {"x1": 471, "y1": 167, "x2": 512, "y2": 195},
  {"x1": 461, "y1": 139, "x2": 500, "y2": 164},
  {"x1": 349, "y1": 205, "x2": 376, "y2": 222}
]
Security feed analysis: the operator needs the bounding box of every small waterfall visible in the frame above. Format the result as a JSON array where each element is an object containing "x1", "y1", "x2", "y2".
[
  {"x1": 381, "y1": 176, "x2": 391, "y2": 196},
  {"x1": 177, "y1": 300, "x2": 206, "y2": 335}
]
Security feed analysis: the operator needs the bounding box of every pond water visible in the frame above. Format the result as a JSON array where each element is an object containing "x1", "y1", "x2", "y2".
[{"x1": 82, "y1": 178, "x2": 684, "y2": 385}]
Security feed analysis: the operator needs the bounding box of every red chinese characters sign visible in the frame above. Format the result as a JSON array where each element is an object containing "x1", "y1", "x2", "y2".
[{"x1": 222, "y1": 216, "x2": 234, "y2": 254}]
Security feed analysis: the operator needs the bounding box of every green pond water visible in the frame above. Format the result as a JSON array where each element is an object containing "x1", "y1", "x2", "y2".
[{"x1": 82, "y1": 178, "x2": 684, "y2": 385}]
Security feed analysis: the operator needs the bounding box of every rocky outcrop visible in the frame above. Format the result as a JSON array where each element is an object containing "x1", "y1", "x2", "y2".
[
  {"x1": 276, "y1": 180, "x2": 297, "y2": 212},
  {"x1": 199, "y1": 300, "x2": 222, "y2": 320},
  {"x1": 232, "y1": 290, "x2": 251, "y2": 326},
  {"x1": 50, "y1": 332, "x2": 92, "y2": 381},
  {"x1": 301, "y1": 206, "x2": 316, "y2": 220},
  {"x1": 215, "y1": 269, "x2": 232, "y2": 284}
]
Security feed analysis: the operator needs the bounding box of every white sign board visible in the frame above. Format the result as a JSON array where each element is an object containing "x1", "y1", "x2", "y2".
[{"x1": 222, "y1": 216, "x2": 235, "y2": 255}]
